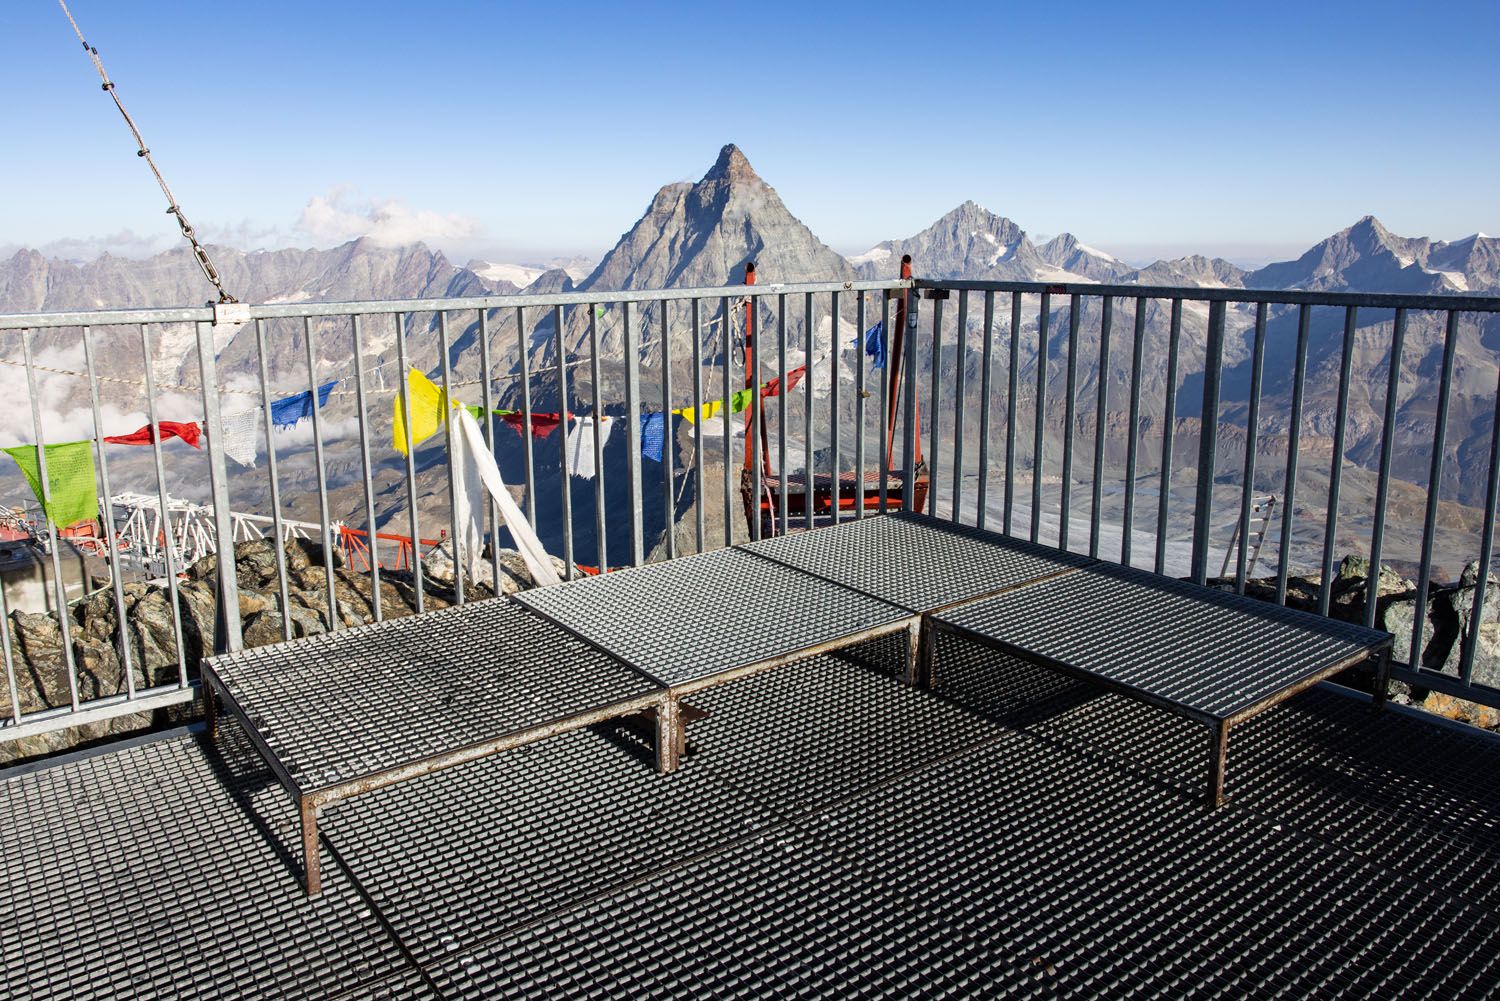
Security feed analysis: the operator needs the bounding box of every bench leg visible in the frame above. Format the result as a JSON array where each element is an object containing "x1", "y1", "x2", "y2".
[
  {"x1": 203, "y1": 680, "x2": 219, "y2": 741},
  {"x1": 655, "y1": 696, "x2": 683, "y2": 774},
  {"x1": 905, "y1": 620, "x2": 927, "y2": 688},
  {"x1": 1371, "y1": 649, "x2": 1392, "y2": 713},
  {"x1": 300, "y1": 798, "x2": 322, "y2": 896},
  {"x1": 1206, "y1": 720, "x2": 1230, "y2": 809}
]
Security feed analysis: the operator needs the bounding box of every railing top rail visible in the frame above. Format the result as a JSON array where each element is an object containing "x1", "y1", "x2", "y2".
[
  {"x1": 917, "y1": 278, "x2": 1500, "y2": 313},
  {"x1": 0, "y1": 278, "x2": 914, "y2": 330}
]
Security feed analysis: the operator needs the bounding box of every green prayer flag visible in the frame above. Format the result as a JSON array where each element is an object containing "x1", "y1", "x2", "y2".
[
  {"x1": 3, "y1": 440, "x2": 99, "y2": 527},
  {"x1": 730, "y1": 388, "x2": 754, "y2": 413}
]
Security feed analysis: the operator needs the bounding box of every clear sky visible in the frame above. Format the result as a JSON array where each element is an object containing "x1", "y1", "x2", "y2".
[{"x1": 2, "y1": 1, "x2": 1497, "y2": 268}]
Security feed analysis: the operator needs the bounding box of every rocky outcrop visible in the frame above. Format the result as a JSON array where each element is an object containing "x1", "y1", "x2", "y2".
[
  {"x1": 1213, "y1": 555, "x2": 1500, "y2": 729},
  {"x1": 0, "y1": 537, "x2": 558, "y2": 764}
]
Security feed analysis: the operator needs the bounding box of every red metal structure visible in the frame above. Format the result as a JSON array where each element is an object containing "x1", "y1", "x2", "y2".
[{"x1": 741, "y1": 257, "x2": 927, "y2": 537}]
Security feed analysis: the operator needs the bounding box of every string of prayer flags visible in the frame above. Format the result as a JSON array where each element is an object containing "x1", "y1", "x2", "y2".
[
  {"x1": 3, "y1": 441, "x2": 99, "y2": 527},
  {"x1": 761, "y1": 364, "x2": 807, "y2": 399},
  {"x1": 640, "y1": 412, "x2": 666, "y2": 462},
  {"x1": 500, "y1": 411, "x2": 564, "y2": 439},
  {"x1": 565, "y1": 416, "x2": 614, "y2": 479},
  {"x1": 103, "y1": 421, "x2": 202, "y2": 449},
  {"x1": 218, "y1": 408, "x2": 262, "y2": 467},
  {"x1": 394, "y1": 369, "x2": 448, "y2": 455},
  {"x1": 674, "y1": 399, "x2": 723, "y2": 425},
  {"x1": 269, "y1": 381, "x2": 338, "y2": 428},
  {"x1": 864, "y1": 321, "x2": 886, "y2": 369}
]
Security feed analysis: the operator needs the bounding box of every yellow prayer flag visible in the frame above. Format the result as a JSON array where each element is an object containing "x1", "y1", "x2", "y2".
[
  {"x1": 675, "y1": 399, "x2": 725, "y2": 425},
  {"x1": 394, "y1": 368, "x2": 448, "y2": 455}
]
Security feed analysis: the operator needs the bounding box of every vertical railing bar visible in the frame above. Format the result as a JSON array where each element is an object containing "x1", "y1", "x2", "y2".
[
  {"x1": 1318, "y1": 305, "x2": 1358, "y2": 615},
  {"x1": 1155, "y1": 299, "x2": 1183, "y2": 575},
  {"x1": 877, "y1": 293, "x2": 891, "y2": 515},
  {"x1": 1275, "y1": 305, "x2": 1312, "y2": 606},
  {"x1": 254, "y1": 319, "x2": 294, "y2": 638},
  {"x1": 1060, "y1": 295, "x2": 1080, "y2": 552},
  {"x1": 951, "y1": 290, "x2": 968, "y2": 523},
  {"x1": 748, "y1": 297, "x2": 763, "y2": 542},
  {"x1": 1122, "y1": 298, "x2": 1146, "y2": 566},
  {"x1": 478, "y1": 308, "x2": 504, "y2": 588},
  {"x1": 552, "y1": 304, "x2": 576, "y2": 578},
  {"x1": 928, "y1": 293, "x2": 945, "y2": 526},
  {"x1": 0, "y1": 575, "x2": 19, "y2": 724},
  {"x1": 902, "y1": 294, "x2": 920, "y2": 513},
  {"x1": 1031, "y1": 291, "x2": 1049, "y2": 543},
  {"x1": 624, "y1": 301, "x2": 645, "y2": 565},
  {"x1": 1090, "y1": 296, "x2": 1113, "y2": 560},
  {"x1": 688, "y1": 298, "x2": 704, "y2": 555},
  {"x1": 1235, "y1": 302, "x2": 1268, "y2": 594},
  {"x1": 394, "y1": 313, "x2": 425, "y2": 614},
  {"x1": 805, "y1": 292, "x2": 816, "y2": 531},
  {"x1": 976, "y1": 291, "x2": 996, "y2": 531},
  {"x1": 854, "y1": 293, "x2": 867, "y2": 521},
  {"x1": 350, "y1": 316, "x2": 382, "y2": 622},
  {"x1": 1411, "y1": 310, "x2": 1459, "y2": 671},
  {"x1": 516, "y1": 306, "x2": 537, "y2": 531},
  {"x1": 1461, "y1": 339, "x2": 1500, "y2": 684},
  {"x1": 80, "y1": 325, "x2": 134, "y2": 696},
  {"x1": 830, "y1": 290, "x2": 842, "y2": 525},
  {"x1": 1004, "y1": 292, "x2": 1020, "y2": 534},
  {"x1": 778, "y1": 293, "x2": 790, "y2": 530},
  {"x1": 436, "y1": 312, "x2": 465, "y2": 606},
  {"x1": 720, "y1": 296, "x2": 733, "y2": 547},
  {"x1": 661, "y1": 300, "x2": 677, "y2": 557},
  {"x1": 1365, "y1": 308, "x2": 1406, "y2": 630},
  {"x1": 21, "y1": 330, "x2": 81, "y2": 709},
  {"x1": 194, "y1": 320, "x2": 242, "y2": 654},
  {"x1": 1189, "y1": 300, "x2": 1227, "y2": 585},
  {"x1": 302, "y1": 317, "x2": 341, "y2": 626},
  {"x1": 588, "y1": 304, "x2": 610, "y2": 569},
  {"x1": 137, "y1": 325, "x2": 188, "y2": 679}
]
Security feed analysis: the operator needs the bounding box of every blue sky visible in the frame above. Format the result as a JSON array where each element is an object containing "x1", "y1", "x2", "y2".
[{"x1": 2, "y1": 1, "x2": 1496, "y2": 268}]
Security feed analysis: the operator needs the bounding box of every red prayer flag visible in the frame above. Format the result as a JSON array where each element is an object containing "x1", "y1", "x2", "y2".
[
  {"x1": 762, "y1": 364, "x2": 807, "y2": 399},
  {"x1": 104, "y1": 421, "x2": 202, "y2": 449},
  {"x1": 499, "y1": 412, "x2": 564, "y2": 439}
]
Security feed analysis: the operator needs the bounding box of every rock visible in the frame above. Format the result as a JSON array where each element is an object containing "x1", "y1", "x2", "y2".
[
  {"x1": 1459, "y1": 561, "x2": 1500, "y2": 589},
  {"x1": 174, "y1": 580, "x2": 219, "y2": 671},
  {"x1": 1381, "y1": 594, "x2": 1453, "y2": 670},
  {"x1": 10, "y1": 610, "x2": 69, "y2": 710},
  {"x1": 241, "y1": 610, "x2": 287, "y2": 649},
  {"x1": 1420, "y1": 690, "x2": 1500, "y2": 729},
  {"x1": 423, "y1": 541, "x2": 568, "y2": 596}
]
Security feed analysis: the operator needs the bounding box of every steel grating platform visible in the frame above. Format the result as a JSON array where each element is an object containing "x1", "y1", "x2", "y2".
[
  {"x1": 5, "y1": 640, "x2": 1500, "y2": 1000},
  {"x1": 739, "y1": 511, "x2": 1096, "y2": 613},
  {"x1": 514, "y1": 546, "x2": 915, "y2": 687},
  {"x1": 204, "y1": 598, "x2": 659, "y2": 794},
  {"x1": 933, "y1": 560, "x2": 1391, "y2": 723}
]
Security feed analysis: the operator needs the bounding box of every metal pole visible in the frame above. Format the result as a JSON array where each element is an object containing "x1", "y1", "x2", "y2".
[
  {"x1": 1236, "y1": 303, "x2": 1268, "y2": 594},
  {"x1": 138, "y1": 325, "x2": 187, "y2": 678},
  {"x1": 688, "y1": 299, "x2": 703, "y2": 554},
  {"x1": 1091, "y1": 296, "x2": 1113, "y2": 559},
  {"x1": 1190, "y1": 299, "x2": 1226, "y2": 585},
  {"x1": 1365, "y1": 308, "x2": 1406, "y2": 630},
  {"x1": 928, "y1": 292, "x2": 945, "y2": 525},
  {"x1": 1004, "y1": 292, "x2": 1021, "y2": 534},
  {"x1": 350, "y1": 316, "x2": 382, "y2": 621},
  {"x1": 624, "y1": 300, "x2": 645, "y2": 564},
  {"x1": 805, "y1": 292, "x2": 816, "y2": 530},
  {"x1": 554, "y1": 304, "x2": 575, "y2": 577},
  {"x1": 1155, "y1": 299, "x2": 1183, "y2": 575},
  {"x1": 394, "y1": 313, "x2": 425, "y2": 613},
  {"x1": 1032, "y1": 291, "x2": 1049, "y2": 543},
  {"x1": 301, "y1": 318, "x2": 339, "y2": 628},
  {"x1": 479, "y1": 308, "x2": 503, "y2": 587},
  {"x1": 516, "y1": 307, "x2": 537, "y2": 531},
  {"x1": 1318, "y1": 306, "x2": 1358, "y2": 615},
  {"x1": 80, "y1": 325, "x2": 134, "y2": 695},
  {"x1": 591, "y1": 304, "x2": 612, "y2": 568},
  {"x1": 1275, "y1": 305, "x2": 1312, "y2": 606},
  {"x1": 976, "y1": 290, "x2": 996, "y2": 531},
  {"x1": 1411, "y1": 311, "x2": 1460, "y2": 669},
  {"x1": 660, "y1": 300, "x2": 676, "y2": 557},
  {"x1": 1060, "y1": 295, "x2": 1081, "y2": 552},
  {"x1": 830, "y1": 290, "x2": 842, "y2": 524},
  {"x1": 1122, "y1": 298, "x2": 1146, "y2": 566},
  {"x1": 854, "y1": 293, "x2": 867, "y2": 521},
  {"x1": 437, "y1": 312, "x2": 465, "y2": 606},
  {"x1": 254, "y1": 319, "x2": 293, "y2": 639}
]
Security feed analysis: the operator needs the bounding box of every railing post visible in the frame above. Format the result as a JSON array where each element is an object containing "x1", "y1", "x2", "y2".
[
  {"x1": 1189, "y1": 300, "x2": 1226, "y2": 585},
  {"x1": 197, "y1": 313, "x2": 244, "y2": 653}
]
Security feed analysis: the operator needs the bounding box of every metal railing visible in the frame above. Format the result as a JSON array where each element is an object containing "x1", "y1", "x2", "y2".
[{"x1": 1, "y1": 274, "x2": 1498, "y2": 752}]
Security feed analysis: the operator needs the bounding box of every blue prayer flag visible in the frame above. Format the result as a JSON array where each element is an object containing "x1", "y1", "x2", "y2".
[
  {"x1": 640, "y1": 412, "x2": 666, "y2": 463},
  {"x1": 864, "y1": 321, "x2": 886, "y2": 370},
  {"x1": 269, "y1": 381, "x2": 338, "y2": 428}
]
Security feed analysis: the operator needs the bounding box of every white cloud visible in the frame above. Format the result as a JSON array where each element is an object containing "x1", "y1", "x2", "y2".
[
  {"x1": 37, "y1": 229, "x2": 174, "y2": 262},
  {"x1": 296, "y1": 186, "x2": 482, "y2": 248}
]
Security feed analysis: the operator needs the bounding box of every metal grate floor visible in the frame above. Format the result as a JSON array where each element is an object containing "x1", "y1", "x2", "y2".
[
  {"x1": 740, "y1": 511, "x2": 1095, "y2": 613},
  {"x1": 5, "y1": 644, "x2": 1499, "y2": 1000}
]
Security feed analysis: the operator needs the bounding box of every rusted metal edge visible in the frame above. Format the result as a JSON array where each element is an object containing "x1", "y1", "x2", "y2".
[
  {"x1": 1221, "y1": 638, "x2": 1393, "y2": 728},
  {"x1": 199, "y1": 666, "x2": 307, "y2": 800}
]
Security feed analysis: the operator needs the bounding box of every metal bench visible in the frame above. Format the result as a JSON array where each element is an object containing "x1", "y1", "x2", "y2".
[
  {"x1": 202, "y1": 600, "x2": 665, "y2": 894},
  {"x1": 927, "y1": 561, "x2": 1394, "y2": 807},
  {"x1": 515, "y1": 545, "x2": 920, "y2": 751}
]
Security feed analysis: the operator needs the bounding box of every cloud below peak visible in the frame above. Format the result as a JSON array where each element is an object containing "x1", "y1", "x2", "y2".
[{"x1": 296, "y1": 186, "x2": 482, "y2": 248}]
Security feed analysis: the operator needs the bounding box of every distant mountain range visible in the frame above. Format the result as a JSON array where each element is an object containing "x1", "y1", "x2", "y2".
[{"x1": 2, "y1": 143, "x2": 1497, "y2": 572}]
